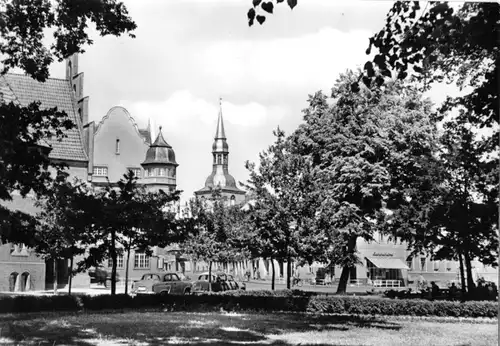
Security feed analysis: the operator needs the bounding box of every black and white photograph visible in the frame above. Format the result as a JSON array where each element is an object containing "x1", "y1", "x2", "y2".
[{"x1": 0, "y1": 0, "x2": 498, "y2": 345}]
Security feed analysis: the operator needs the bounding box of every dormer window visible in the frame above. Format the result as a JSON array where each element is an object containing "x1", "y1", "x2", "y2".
[{"x1": 115, "y1": 139, "x2": 120, "y2": 155}]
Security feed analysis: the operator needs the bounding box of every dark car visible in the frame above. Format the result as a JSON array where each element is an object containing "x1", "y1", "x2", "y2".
[
  {"x1": 131, "y1": 272, "x2": 192, "y2": 295},
  {"x1": 191, "y1": 272, "x2": 246, "y2": 294},
  {"x1": 88, "y1": 266, "x2": 120, "y2": 287}
]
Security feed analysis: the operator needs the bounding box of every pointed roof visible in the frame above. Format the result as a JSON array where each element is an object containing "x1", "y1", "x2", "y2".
[
  {"x1": 142, "y1": 126, "x2": 177, "y2": 166},
  {"x1": 152, "y1": 126, "x2": 172, "y2": 148},
  {"x1": 215, "y1": 98, "x2": 226, "y2": 139}
]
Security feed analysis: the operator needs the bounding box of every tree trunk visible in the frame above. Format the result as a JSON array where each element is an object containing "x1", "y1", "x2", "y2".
[
  {"x1": 53, "y1": 258, "x2": 58, "y2": 295},
  {"x1": 68, "y1": 256, "x2": 74, "y2": 296},
  {"x1": 270, "y1": 257, "x2": 275, "y2": 291},
  {"x1": 458, "y1": 251, "x2": 467, "y2": 296},
  {"x1": 208, "y1": 261, "x2": 212, "y2": 292},
  {"x1": 286, "y1": 257, "x2": 292, "y2": 289},
  {"x1": 336, "y1": 235, "x2": 357, "y2": 294},
  {"x1": 125, "y1": 246, "x2": 131, "y2": 295},
  {"x1": 110, "y1": 230, "x2": 117, "y2": 295},
  {"x1": 463, "y1": 251, "x2": 476, "y2": 297}
]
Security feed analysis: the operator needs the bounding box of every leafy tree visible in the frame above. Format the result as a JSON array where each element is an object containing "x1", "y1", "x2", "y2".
[
  {"x1": 79, "y1": 172, "x2": 180, "y2": 295},
  {"x1": 182, "y1": 190, "x2": 248, "y2": 289},
  {"x1": 117, "y1": 171, "x2": 181, "y2": 295},
  {"x1": 33, "y1": 171, "x2": 93, "y2": 294},
  {"x1": 289, "y1": 71, "x2": 438, "y2": 293},
  {"x1": 0, "y1": 0, "x2": 136, "y2": 242},
  {"x1": 391, "y1": 112, "x2": 499, "y2": 296},
  {"x1": 0, "y1": 102, "x2": 73, "y2": 244},
  {"x1": 245, "y1": 129, "x2": 320, "y2": 289}
]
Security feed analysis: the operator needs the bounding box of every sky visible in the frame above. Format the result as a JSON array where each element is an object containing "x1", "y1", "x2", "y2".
[{"x1": 45, "y1": 0, "x2": 454, "y2": 202}]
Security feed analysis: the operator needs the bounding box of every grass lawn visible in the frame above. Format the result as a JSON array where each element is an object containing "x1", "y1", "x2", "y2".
[{"x1": 0, "y1": 310, "x2": 496, "y2": 346}]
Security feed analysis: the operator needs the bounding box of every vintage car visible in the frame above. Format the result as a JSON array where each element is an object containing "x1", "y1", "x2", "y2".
[
  {"x1": 131, "y1": 272, "x2": 192, "y2": 295},
  {"x1": 191, "y1": 272, "x2": 246, "y2": 294},
  {"x1": 88, "y1": 266, "x2": 120, "y2": 287}
]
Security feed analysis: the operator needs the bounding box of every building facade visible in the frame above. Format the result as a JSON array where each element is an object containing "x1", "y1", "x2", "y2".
[
  {"x1": 0, "y1": 55, "x2": 91, "y2": 292},
  {"x1": 87, "y1": 105, "x2": 179, "y2": 287}
]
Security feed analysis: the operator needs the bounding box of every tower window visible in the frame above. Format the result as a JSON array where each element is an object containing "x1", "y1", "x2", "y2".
[
  {"x1": 159, "y1": 168, "x2": 165, "y2": 176},
  {"x1": 93, "y1": 166, "x2": 108, "y2": 177},
  {"x1": 115, "y1": 139, "x2": 120, "y2": 154},
  {"x1": 230, "y1": 195, "x2": 236, "y2": 206}
]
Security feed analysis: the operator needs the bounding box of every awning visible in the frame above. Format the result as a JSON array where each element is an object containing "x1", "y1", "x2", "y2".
[{"x1": 367, "y1": 257, "x2": 409, "y2": 270}]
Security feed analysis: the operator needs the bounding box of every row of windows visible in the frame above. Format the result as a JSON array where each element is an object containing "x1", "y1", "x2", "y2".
[
  {"x1": 107, "y1": 254, "x2": 164, "y2": 269},
  {"x1": 406, "y1": 258, "x2": 453, "y2": 272},
  {"x1": 93, "y1": 166, "x2": 176, "y2": 178}
]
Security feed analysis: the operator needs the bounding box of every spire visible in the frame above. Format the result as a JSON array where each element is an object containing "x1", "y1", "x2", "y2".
[
  {"x1": 152, "y1": 126, "x2": 171, "y2": 147},
  {"x1": 215, "y1": 97, "x2": 226, "y2": 139}
]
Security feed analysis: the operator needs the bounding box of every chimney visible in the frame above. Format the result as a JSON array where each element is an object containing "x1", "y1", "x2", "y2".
[
  {"x1": 83, "y1": 121, "x2": 95, "y2": 182},
  {"x1": 78, "y1": 96, "x2": 89, "y2": 125}
]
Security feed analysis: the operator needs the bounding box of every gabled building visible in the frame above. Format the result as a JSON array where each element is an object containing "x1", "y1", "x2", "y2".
[
  {"x1": 90, "y1": 107, "x2": 178, "y2": 286},
  {"x1": 0, "y1": 55, "x2": 92, "y2": 292}
]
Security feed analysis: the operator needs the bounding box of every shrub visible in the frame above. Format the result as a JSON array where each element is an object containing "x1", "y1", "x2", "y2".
[{"x1": 0, "y1": 291, "x2": 497, "y2": 318}]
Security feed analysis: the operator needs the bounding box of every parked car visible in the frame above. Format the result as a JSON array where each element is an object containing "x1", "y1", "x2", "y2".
[
  {"x1": 88, "y1": 266, "x2": 120, "y2": 287},
  {"x1": 131, "y1": 272, "x2": 192, "y2": 295},
  {"x1": 191, "y1": 272, "x2": 246, "y2": 294}
]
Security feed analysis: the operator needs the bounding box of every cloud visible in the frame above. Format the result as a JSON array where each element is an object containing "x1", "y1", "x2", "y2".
[
  {"x1": 200, "y1": 27, "x2": 373, "y2": 94},
  {"x1": 118, "y1": 90, "x2": 285, "y2": 133}
]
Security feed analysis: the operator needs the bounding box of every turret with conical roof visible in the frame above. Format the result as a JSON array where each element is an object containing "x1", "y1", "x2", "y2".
[
  {"x1": 141, "y1": 126, "x2": 178, "y2": 192},
  {"x1": 195, "y1": 98, "x2": 245, "y2": 204}
]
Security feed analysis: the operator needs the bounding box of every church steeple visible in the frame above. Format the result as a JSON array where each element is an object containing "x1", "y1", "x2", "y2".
[
  {"x1": 212, "y1": 98, "x2": 229, "y2": 165},
  {"x1": 195, "y1": 98, "x2": 246, "y2": 204},
  {"x1": 215, "y1": 98, "x2": 226, "y2": 140}
]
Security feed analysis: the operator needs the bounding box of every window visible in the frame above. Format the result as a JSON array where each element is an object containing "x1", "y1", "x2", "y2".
[
  {"x1": 378, "y1": 232, "x2": 383, "y2": 243},
  {"x1": 115, "y1": 139, "x2": 120, "y2": 154},
  {"x1": 158, "y1": 257, "x2": 164, "y2": 269},
  {"x1": 420, "y1": 257, "x2": 426, "y2": 271},
  {"x1": 129, "y1": 168, "x2": 141, "y2": 178},
  {"x1": 134, "y1": 253, "x2": 150, "y2": 269},
  {"x1": 230, "y1": 195, "x2": 236, "y2": 206},
  {"x1": 108, "y1": 255, "x2": 124, "y2": 269},
  {"x1": 93, "y1": 166, "x2": 108, "y2": 176},
  {"x1": 433, "y1": 260, "x2": 440, "y2": 272},
  {"x1": 159, "y1": 168, "x2": 165, "y2": 176},
  {"x1": 406, "y1": 257, "x2": 413, "y2": 270}
]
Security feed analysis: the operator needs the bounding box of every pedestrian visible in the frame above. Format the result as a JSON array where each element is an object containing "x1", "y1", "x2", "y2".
[
  {"x1": 449, "y1": 282, "x2": 458, "y2": 300},
  {"x1": 430, "y1": 281, "x2": 439, "y2": 300}
]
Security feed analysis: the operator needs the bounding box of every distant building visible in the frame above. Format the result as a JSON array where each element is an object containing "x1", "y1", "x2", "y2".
[
  {"x1": 0, "y1": 55, "x2": 91, "y2": 292},
  {"x1": 195, "y1": 100, "x2": 246, "y2": 204},
  {"x1": 89, "y1": 106, "x2": 178, "y2": 286}
]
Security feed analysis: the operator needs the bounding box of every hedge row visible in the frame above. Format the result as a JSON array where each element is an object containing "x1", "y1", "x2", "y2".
[{"x1": 0, "y1": 292, "x2": 497, "y2": 318}]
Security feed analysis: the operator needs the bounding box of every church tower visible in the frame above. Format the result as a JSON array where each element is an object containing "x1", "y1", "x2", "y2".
[
  {"x1": 141, "y1": 127, "x2": 178, "y2": 192},
  {"x1": 195, "y1": 99, "x2": 246, "y2": 204}
]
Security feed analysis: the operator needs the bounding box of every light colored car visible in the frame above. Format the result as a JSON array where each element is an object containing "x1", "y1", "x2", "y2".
[
  {"x1": 131, "y1": 272, "x2": 192, "y2": 295},
  {"x1": 191, "y1": 272, "x2": 246, "y2": 294}
]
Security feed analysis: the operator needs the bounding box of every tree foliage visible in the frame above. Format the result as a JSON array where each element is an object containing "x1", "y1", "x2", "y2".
[
  {"x1": 79, "y1": 172, "x2": 181, "y2": 295},
  {"x1": 182, "y1": 190, "x2": 248, "y2": 287},
  {"x1": 245, "y1": 128, "x2": 320, "y2": 289},
  {"x1": 249, "y1": 1, "x2": 498, "y2": 128},
  {"x1": 0, "y1": 0, "x2": 136, "y2": 81},
  {"x1": 288, "y1": 71, "x2": 438, "y2": 293},
  {"x1": 33, "y1": 171, "x2": 93, "y2": 294},
  {"x1": 0, "y1": 0, "x2": 136, "y2": 243}
]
